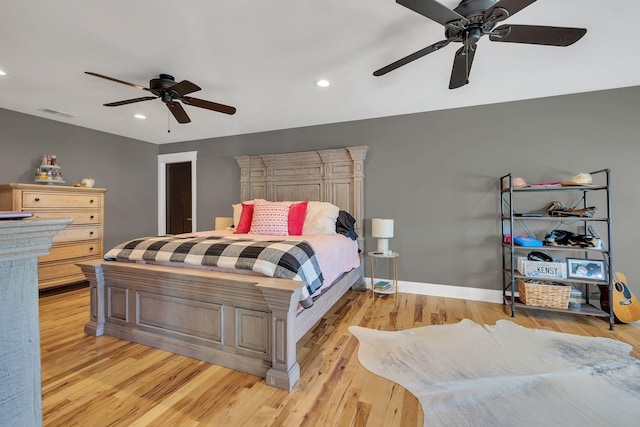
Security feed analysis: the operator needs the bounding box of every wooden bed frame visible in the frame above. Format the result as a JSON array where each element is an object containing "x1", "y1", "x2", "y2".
[{"x1": 78, "y1": 146, "x2": 368, "y2": 390}]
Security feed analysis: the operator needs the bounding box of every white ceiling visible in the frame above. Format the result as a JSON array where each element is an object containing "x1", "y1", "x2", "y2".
[{"x1": 1, "y1": 0, "x2": 638, "y2": 145}]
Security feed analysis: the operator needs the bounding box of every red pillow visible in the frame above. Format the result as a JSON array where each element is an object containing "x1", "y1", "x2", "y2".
[
  {"x1": 233, "y1": 202, "x2": 254, "y2": 234},
  {"x1": 288, "y1": 201, "x2": 309, "y2": 235}
]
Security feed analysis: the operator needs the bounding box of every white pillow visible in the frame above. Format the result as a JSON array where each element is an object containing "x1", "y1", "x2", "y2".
[
  {"x1": 302, "y1": 201, "x2": 339, "y2": 235},
  {"x1": 249, "y1": 199, "x2": 292, "y2": 236},
  {"x1": 232, "y1": 199, "x2": 254, "y2": 227}
]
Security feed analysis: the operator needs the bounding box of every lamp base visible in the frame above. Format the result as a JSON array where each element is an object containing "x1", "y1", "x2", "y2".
[{"x1": 377, "y1": 238, "x2": 391, "y2": 255}]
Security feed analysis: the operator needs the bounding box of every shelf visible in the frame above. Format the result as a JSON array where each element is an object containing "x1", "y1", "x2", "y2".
[
  {"x1": 503, "y1": 269, "x2": 609, "y2": 286},
  {"x1": 503, "y1": 296, "x2": 608, "y2": 317},
  {"x1": 502, "y1": 216, "x2": 608, "y2": 222},
  {"x1": 373, "y1": 285, "x2": 396, "y2": 295},
  {"x1": 39, "y1": 164, "x2": 61, "y2": 169},
  {"x1": 501, "y1": 170, "x2": 614, "y2": 329},
  {"x1": 368, "y1": 251, "x2": 399, "y2": 258},
  {"x1": 501, "y1": 243, "x2": 608, "y2": 254},
  {"x1": 501, "y1": 185, "x2": 607, "y2": 193}
]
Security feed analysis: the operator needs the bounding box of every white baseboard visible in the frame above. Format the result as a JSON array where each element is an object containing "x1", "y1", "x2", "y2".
[{"x1": 371, "y1": 278, "x2": 503, "y2": 304}]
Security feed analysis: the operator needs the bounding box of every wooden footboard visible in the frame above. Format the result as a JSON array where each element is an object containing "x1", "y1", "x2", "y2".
[{"x1": 77, "y1": 260, "x2": 363, "y2": 390}]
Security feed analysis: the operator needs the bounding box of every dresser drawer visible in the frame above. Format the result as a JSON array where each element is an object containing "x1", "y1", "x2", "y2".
[
  {"x1": 32, "y1": 210, "x2": 102, "y2": 225},
  {"x1": 53, "y1": 225, "x2": 101, "y2": 243},
  {"x1": 39, "y1": 241, "x2": 101, "y2": 263},
  {"x1": 38, "y1": 256, "x2": 101, "y2": 288},
  {"x1": 22, "y1": 191, "x2": 101, "y2": 209},
  {"x1": 38, "y1": 261, "x2": 86, "y2": 282}
]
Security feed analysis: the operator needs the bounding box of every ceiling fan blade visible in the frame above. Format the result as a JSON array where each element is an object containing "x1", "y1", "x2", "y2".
[
  {"x1": 484, "y1": 0, "x2": 537, "y2": 25},
  {"x1": 85, "y1": 71, "x2": 150, "y2": 92},
  {"x1": 449, "y1": 44, "x2": 476, "y2": 89},
  {"x1": 165, "y1": 100, "x2": 191, "y2": 123},
  {"x1": 168, "y1": 80, "x2": 201, "y2": 97},
  {"x1": 373, "y1": 40, "x2": 450, "y2": 76},
  {"x1": 397, "y1": 0, "x2": 466, "y2": 26},
  {"x1": 181, "y1": 96, "x2": 237, "y2": 115},
  {"x1": 103, "y1": 96, "x2": 157, "y2": 107},
  {"x1": 489, "y1": 25, "x2": 587, "y2": 46}
]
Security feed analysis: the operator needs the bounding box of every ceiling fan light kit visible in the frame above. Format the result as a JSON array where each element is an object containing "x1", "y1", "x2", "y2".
[
  {"x1": 374, "y1": 0, "x2": 587, "y2": 89},
  {"x1": 85, "y1": 72, "x2": 236, "y2": 125}
]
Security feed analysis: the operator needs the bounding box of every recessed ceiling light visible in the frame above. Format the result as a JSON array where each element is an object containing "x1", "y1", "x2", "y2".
[
  {"x1": 0, "y1": 70, "x2": 6, "y2": 76},
  {"x1": 134, "y1": 114, "x2": 146, "y2": 120},
  {"x1": 315, "y1": 79, "x2": 330, "y2": 88}
]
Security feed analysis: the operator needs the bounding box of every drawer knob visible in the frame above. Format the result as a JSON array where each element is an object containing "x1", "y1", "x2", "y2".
[
  {"x1": 34, "y1": 197, "x2": 40, "y2": 202},
  {"x1": 90, "y1": 215, "x2": 95, "y2": 219},
  {"x1": 90, "y1": 199, "x2": 94, "y2": 204},
  {"x1": 89, "y1": 247, "x2": 94, "y2": 251},
  {"x1": 89, "y1": 231, "x2": 94, "y2": 235}
]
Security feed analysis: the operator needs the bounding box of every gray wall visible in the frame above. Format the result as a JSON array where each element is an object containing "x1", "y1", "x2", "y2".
[
  {"x1": 1, "y1": 85, "x2": 638, "y2": 298},
  {"x1": 160, "y1": 86, "x2": 640, "y2": 297},
  {"x1": 0, "y1": 108, "x2": 159, "y2": 249}
]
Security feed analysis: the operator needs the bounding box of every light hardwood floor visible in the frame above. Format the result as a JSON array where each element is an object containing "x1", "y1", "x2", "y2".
[{"x1": 40, "y1": 286, "x2": 640, "y2": 426}]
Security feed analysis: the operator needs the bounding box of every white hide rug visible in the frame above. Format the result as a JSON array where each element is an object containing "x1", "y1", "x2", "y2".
[{"x1": 349, "y1": 319, "x2": 640, "y2": 427}]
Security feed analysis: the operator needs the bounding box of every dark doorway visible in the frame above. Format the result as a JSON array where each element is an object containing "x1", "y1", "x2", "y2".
[{"x1": 166, "y1": 161, "x2": 192, "y2": 234}]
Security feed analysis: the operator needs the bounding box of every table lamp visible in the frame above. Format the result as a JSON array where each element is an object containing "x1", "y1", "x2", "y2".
[{"x1": 372, "y1": 218, "x2": 394, "y2": 255}]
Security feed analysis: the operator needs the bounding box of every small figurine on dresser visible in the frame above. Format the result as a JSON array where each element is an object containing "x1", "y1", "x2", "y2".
[
  {"x1": 74, "y1": 178, "x2": 95, "y2": 188},
  {"x1": 35, "y1": 154, "x2": 65, "y2": 184}
]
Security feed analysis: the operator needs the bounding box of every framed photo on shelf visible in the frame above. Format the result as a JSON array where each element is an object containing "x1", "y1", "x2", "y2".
[{"x1": 566, "y1": 258, "x2": 607, "y2": 282}]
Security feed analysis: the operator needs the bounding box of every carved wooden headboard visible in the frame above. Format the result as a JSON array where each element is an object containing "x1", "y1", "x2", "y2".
[{"x1": 234, "y1": 146, "x2": 368, "y2": 238}]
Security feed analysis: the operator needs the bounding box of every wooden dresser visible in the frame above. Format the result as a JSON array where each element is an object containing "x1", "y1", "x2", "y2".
[{"x1": 0, "y1": 183, "x2": 107, "y2": 290}]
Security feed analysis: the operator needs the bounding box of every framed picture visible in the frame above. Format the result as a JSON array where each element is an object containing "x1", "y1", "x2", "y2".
[{"x1": 566, "y1": 258, "x2": 607, "y2": 282}]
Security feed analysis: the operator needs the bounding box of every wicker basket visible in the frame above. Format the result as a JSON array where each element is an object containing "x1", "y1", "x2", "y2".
[{"x1": 518, "y1": 280, "x2": 571, "y2": 309}]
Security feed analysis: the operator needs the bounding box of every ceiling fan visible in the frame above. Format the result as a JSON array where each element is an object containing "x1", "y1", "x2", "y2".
[
  {"x1": 373, "y1": 0, "x2": 587, "y2": 89},
  {"x1": 85, "y1": 72, "x2": 236, "y2": 124}
]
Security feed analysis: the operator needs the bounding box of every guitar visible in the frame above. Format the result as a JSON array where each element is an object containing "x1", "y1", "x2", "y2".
[{"x1": 598, "y1": 272, "x2": 640, "y2": 323}]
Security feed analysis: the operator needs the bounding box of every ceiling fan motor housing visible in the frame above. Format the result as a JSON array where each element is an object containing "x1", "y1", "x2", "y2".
[
  {"x1": 150, "y1": 74, "x2": 176, "y2": 90},
  {"x1": 447, "y1": 0, "x2": 499, "y2": 42},
  {"x1": 453, "y1": 0, "x2": 499, "y2": 18}
]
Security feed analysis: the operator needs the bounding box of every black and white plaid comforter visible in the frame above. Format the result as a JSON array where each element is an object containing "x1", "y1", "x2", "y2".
[{"x1": 104, "y1": 235, "x2": 324, "y2": 308}]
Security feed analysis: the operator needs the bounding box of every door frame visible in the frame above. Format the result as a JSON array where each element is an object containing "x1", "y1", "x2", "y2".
[{"x1": 157, "y1": 151, "x2": 197, "y2": 235}]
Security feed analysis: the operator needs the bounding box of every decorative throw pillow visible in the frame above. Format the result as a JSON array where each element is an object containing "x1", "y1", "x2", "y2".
[
  {"x1": 233, "y1": 202, "x2": 255, "y2": 234},
  {"x1": 232, "y1": 200, "x2": 254, "y2": 227},
  {"x1": 288, "y1": 201, "x2": 309, "y2": 235},
  {"x1": 302, "y1": 201, "x2": 339, "y2": 235},
  {"x1": 249, "y1": 200, "x2": 292, "y2": 235}
]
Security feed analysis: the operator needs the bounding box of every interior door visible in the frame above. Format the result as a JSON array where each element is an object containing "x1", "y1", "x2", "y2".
[{"x1": 166, "y1": 161, "x2": 192, "y2": 234}]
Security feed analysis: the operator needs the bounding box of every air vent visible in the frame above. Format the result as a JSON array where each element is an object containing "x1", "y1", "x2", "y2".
[{"x1": 38, "y1": 108, "x2": 75, "y2": 119}]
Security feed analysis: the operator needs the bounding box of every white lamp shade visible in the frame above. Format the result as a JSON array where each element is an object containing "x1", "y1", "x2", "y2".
[{"x1": 372, "y1": 219, "x2": 394, "y2": 238}]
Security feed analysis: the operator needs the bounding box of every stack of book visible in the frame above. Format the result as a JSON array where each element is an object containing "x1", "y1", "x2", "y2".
[{"x1": 373, "y1": 281, "x2": 391, "y2": 291}]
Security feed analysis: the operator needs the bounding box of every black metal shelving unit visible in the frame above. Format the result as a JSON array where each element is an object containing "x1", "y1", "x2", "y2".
[{"x1": 499, "y1": 169, "x2": 615, "y2": 330}]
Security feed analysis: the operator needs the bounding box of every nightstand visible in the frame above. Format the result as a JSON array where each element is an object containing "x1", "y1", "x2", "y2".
[{"x1": 368, "y1": 251, "x2": 399, "y2": 299}]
